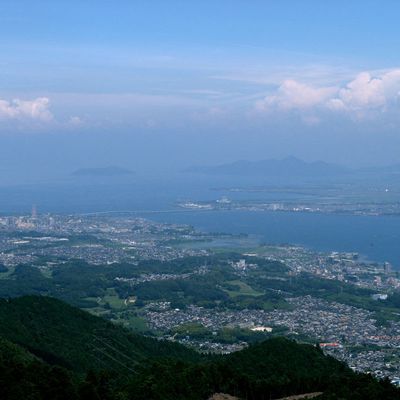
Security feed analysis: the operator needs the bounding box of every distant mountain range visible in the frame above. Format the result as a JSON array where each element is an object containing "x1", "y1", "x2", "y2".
[
  {"x1": 185, "y1": 156, "x2": 400, "y2": 183},
  {"x1": 72, "y1": 165, "x2": 134, "y2": 177},
  {"x1": 185, "y1": 156, "x2": 350, "y2": 178}
]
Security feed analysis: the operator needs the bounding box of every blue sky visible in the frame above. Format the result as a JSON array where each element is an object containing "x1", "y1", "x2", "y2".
[{"x1": 1, "y1": 1, "x2": 400, "y2": 181}]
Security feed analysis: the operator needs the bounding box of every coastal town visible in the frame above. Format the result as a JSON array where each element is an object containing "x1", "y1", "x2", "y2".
[
  {"x1": 0, "y1": 212, "x2": 400, "y2": 385},
  {"x1": 144, "y1": 296, "x2": 400, "y2": 381},
  {"x1": 178, "y1": 197, "x2": 400, "y2": 217}
]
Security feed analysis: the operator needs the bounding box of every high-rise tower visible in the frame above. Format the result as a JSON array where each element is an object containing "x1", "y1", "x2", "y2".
[{"x1": 31, "y1": 204, "x2": 37, "y2": 219}]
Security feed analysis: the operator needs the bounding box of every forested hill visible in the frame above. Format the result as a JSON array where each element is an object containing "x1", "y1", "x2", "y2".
[
  {"x1": 128, "y1": 338, "x2": 399, "y2": 400},
  {"x1": 0, "y1": 296, "x2": 201, "y2": 373},
  {"x1": 0, "y1": 296, "x2": 399, "y2": 400}
]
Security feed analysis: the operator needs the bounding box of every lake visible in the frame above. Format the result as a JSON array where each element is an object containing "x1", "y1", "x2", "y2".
[
  {"x1": 145, "y1": 210, "x2": 400, "y2": 268},
  {"x1": 0, "y1": 181, "x2": 399, "y2": 268}
]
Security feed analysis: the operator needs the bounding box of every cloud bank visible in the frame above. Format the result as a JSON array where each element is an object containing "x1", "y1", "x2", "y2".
[
  {"x1": 256, "y1": 69, "x2": 400, "y2": 120},
  {"x1": 0, "y1": 97, "x2": 53, "y2": 121}
]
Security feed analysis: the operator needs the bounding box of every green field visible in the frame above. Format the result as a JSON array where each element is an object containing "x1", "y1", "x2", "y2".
[
  {"x1": 93, "y1": 288, "x2": 126, "y2": 310},
  {"x1": 224, "y1": 280, "x2": 264, "y2": 297},
  {"x1": 0, "y1": 266, "x2": 15, "y2": 280},
  {"x1": 113, "y1": 314, "x2": 149, "y2": 332}
]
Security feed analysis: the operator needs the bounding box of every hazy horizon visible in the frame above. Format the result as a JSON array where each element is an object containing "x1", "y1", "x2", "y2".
[{"x1": 1, "y1": 1, "x2": 400, "y2": 185}]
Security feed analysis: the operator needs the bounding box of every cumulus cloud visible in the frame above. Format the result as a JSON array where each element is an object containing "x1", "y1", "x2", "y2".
[
  {"x1": 330, "y1": 72, "x2": 386, "y2": 111},
  {"x1": 256, "y1": 79, "x2": 336, "y2": 111},
  {"x1": 0, "y1": 97, "x2": 53, "y2": 121},
  {"x1": 256, "y1": 69, "x2": 400, "y2": 119}
]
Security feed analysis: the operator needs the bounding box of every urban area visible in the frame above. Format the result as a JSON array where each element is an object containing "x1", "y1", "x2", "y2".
[{"x1": 0, "y1": 210, "x2": 399, "y2": 386}]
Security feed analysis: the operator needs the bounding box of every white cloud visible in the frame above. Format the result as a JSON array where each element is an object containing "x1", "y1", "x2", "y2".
[
  {"x1": 256, "y1": 69, "x2": 400, "y2": 120},
  {"x1": 256, "y1": 79, "x2": 336, "y2": 111},
  {"x1": 68, "y1": 116, "x2": 83, "y2": 126},
  {"x1": 0, "y1": 97, "x2": 53, "y2": 121},
  {"x1": 334, "y1": 72, "x2": 386, "y2": 110}
]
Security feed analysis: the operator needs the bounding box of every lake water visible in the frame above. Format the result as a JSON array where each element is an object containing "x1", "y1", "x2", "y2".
[
  {"x1": 0, "y1": 182, "x2": 399, "y2": 268},
  {"x1": 145, "y1": 210, "x2": 400, "y2": 268}
]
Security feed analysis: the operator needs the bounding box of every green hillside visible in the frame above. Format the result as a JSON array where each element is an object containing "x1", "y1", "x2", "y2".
[
  {"x1": 0, "y1": 336, "x2": 78, "y2": 400},
  {"x1": 0, "y1": 296, "x2": 398, "y2": 400},
  {"x1": 0, "y1": 296, "x2": 200, "y2": 373},
  {"x1": 128, "y1": 339, "x2": 399, "y2": 400}
]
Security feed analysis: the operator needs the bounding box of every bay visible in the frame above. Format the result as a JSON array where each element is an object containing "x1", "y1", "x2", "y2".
[{"x1": 146, "y1": 210, "x2": 400, "y2": 268}]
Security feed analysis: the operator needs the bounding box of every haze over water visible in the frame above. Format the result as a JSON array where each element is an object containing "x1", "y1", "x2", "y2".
[
  {"x1": 1, "y1": 2, "x2": 400, "y2": 269},
  {"x1": 0, "y1": 181, "x2": 398, "y2": 269}
]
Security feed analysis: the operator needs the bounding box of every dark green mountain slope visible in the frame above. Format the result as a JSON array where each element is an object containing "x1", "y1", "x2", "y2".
[
  {"x1": 0, "y1": 296, "x2": 200, "y2": 373},
  {"x1": 127, "y1": 338, "x2": 399, "y2": 400},
  {"x1": 0, "y1": 337, "x2": 77, "y2": 400},
  {"x1": 0, "y1": 296, "x2": 398, "y2": 400},
  {"x1": 221, "y1": 339, "x2": 399, "y2": 400}
]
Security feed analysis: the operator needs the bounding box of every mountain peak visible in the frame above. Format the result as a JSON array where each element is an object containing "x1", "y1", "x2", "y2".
[{"x1": 185, "y1": 157, "x2": 349, "y2": 178}]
